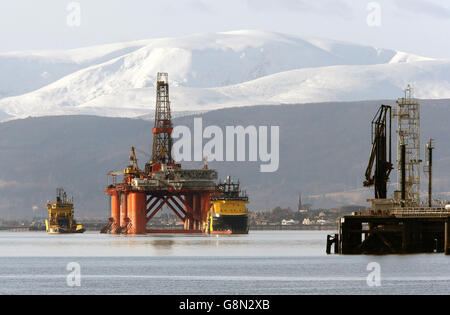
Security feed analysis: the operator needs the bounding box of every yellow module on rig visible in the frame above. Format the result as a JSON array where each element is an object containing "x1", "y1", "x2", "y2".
[{"x1": 45, "y1": 188, "x2": 85, "y2": 234}]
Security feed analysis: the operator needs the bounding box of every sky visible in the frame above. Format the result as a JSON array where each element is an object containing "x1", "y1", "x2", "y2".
[{"x1": 0, "y1": 0, "x2": 449, "y2": 58}]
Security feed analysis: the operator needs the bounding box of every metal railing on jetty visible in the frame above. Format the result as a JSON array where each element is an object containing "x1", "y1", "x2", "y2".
[
  {"x1": 390, "y1": 208, "x2": 450, "y2": 218},
  {"x1": 354, "y1": 207, "x2": 450, "y2": 218}
]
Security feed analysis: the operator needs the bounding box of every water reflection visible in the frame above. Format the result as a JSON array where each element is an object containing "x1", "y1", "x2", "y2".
[{"x1": 0, "y1": 230, "x2": 333, "y2": 257}]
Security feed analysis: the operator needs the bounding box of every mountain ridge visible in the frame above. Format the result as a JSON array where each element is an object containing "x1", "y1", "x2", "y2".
[
  {"x1": 0, "y1": 99, "x2": 449, "y2": 219},
  {"x1": 0, "y1": 30, "x2": 445, "y2": 120}
]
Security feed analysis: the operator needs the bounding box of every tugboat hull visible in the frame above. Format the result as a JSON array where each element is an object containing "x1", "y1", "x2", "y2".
[
  {"x1": 209, "y1": 214, "x2": 249, "y2": 234},
  {"x1": 45, "y1": 220, "x2": 85, "y2": 234}
]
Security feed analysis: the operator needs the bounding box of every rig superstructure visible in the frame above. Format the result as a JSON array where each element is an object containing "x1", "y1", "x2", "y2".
[{"x1": 103, "y1": 73, "x2": 219, "y2": 235}]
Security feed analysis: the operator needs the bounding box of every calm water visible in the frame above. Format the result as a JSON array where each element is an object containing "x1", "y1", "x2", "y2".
[{"x1": 0, "y1": 230, "x2": 448, "y2": 294}]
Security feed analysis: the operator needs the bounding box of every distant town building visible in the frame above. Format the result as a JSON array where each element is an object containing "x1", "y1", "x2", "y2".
[
  {"x1": 281, "y1": 219, "x2": 299, "y2": 225},
  {"x1": 302, "y1": 218, "x2": 313, "y2": 225},
  {"x1": 316, "y1": 219, "x2": 328, "y2": 225}
]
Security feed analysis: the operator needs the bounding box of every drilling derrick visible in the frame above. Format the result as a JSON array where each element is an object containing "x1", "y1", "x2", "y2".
[
  {"x1": 150, "y1": 73, "x2": 174, "y2": 168},
  {"x1": 104, "y1": 72, "x2": 217, "y2": 235}
]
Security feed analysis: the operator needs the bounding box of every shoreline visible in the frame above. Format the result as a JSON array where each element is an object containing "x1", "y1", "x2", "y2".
[{"x1": 0, "y1": 225, "x2": 338, "y2": 232}]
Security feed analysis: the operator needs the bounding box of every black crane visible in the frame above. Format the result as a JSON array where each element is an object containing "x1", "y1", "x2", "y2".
[{"x1": 364, "y1": 105, "x2": 393, "y2": 199}]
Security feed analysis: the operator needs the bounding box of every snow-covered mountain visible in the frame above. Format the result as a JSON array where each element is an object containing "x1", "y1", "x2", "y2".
[
  {"x1": 0, "y1": 40, "x2": 153, "y2": 98},
  {"x1": 0, "y1": 30, "x2": 447, "y2": 119}
]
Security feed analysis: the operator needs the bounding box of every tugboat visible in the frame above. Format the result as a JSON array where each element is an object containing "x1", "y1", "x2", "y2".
[
  {"x1": 206, "y1": 176, "x2": 249, "y2": 234},
  {"x1": 45, "y1": 188, "x2": 85, "y2": 234}
]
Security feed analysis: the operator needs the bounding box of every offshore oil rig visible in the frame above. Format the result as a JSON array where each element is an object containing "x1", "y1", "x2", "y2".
[
  {"x1": 102, "y1": 72, "x2": 248, "y2": 235},
  {"x1": 327, "y1": 86, "x2": 450, "y2": 255}
]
